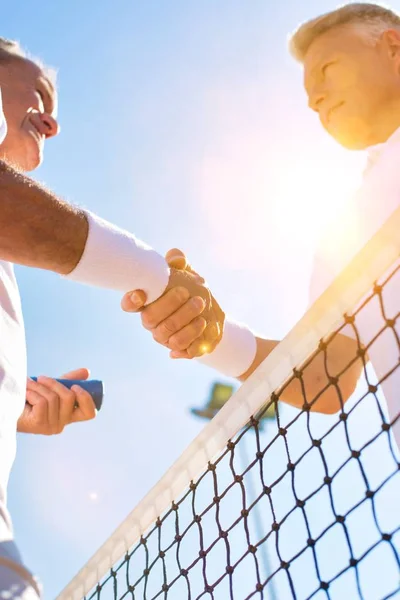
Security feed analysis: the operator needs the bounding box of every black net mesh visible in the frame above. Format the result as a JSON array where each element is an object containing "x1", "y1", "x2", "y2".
[{"x1": 82, "y1": 262, "x2": 400, "y2": 600}]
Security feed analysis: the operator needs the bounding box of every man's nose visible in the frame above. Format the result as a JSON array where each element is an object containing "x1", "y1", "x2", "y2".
[
  {"x1": 37, "y1": 112, "x2": 60, "y2": 139},
  {"x1": 308, "y1": 89, "x2": 326, "y2": 112}
]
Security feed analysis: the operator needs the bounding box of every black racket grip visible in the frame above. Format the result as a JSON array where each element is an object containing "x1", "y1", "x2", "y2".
[{"x1": 30, "y1": 378, "x2": 104, "y2": 411}]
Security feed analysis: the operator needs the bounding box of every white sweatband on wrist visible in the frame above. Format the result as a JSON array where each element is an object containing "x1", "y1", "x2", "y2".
[
  {"x1": 197, "y1": 319, "x2": 257, "y2": 378},
  {"x1": 65, "y1": 211, "x2": 170, "y2": 304}
]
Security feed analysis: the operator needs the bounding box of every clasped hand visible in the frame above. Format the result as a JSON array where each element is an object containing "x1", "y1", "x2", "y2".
[
  {"x1": 18, "y1": 368, "x2": 97, "y2": 435},
  {"x1": 121, "y1": 250, "x2": 225, "y2": 359},
  {"x1": 18, "y1": 250, "x2": 220, "y2": 436}
]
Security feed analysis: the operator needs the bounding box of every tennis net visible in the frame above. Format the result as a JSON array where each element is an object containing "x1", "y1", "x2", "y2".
[{"x1": 57, "y1": 206, "x2": 400, "y2": 600}]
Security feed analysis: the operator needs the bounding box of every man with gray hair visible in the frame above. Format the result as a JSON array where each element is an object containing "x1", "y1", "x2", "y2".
[
  {"x1": 126, "y1": 2, "x2": 400, "y2": 444},
  {"x1": 0, "y1": 37, "x2": 225, "y2": 598}
]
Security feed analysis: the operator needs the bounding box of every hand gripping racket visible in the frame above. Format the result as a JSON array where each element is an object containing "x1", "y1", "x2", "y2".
[{"x1": 30, "y1": 378, "x2": 104, "y2": 411}]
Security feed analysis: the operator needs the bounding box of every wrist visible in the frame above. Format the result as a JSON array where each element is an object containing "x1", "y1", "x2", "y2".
[
  {"x1": 196, "y1": 319, "x2": 257, "y2": 378},
  {"x1": 64, "y1": 211, "x2": 170, "y2": 304}
]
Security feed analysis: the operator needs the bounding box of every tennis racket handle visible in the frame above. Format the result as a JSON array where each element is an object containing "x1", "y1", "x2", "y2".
[{"x1": 30, "y1": 378, "x2": 104, "y2": 411}]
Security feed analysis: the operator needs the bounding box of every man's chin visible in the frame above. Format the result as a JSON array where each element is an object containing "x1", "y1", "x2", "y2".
[
  {"x1": 1, "y1": 145, "x2": 43, "y2": 172},
  {"x1": 23, "y1": 157, "x2": 42, "y2": 172},
  {"x1": 327, "y1": 119, "x2": 372, "y2": 151},
  {"x1": 329, "y1": 129, "x2": 370, "y2": 151},
  {"x1": 16, "y1": 150, "x2": 43, "y2": 172}
]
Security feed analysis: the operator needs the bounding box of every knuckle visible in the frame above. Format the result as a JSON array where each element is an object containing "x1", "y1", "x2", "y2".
[
  {"x1": 193, "y1": 316, "x2": 207, "y2": 333},
  {"x1": 171, "y1": 322, "x2": 204, "y2": 351},
  {"x1": 205, "y1": 322, "x2": 220, "y2": 342},
  {"x1": 191, "y1": 296, "x2": 205, "y2": 312},
  {"x1": 63, "y1": 389, "x2": 75, "y2": 404},
  {"x1": 187, "y1": 343, "x2": 202, "y2": 359},
  {"x1": 161, "y1": 317, "x2": 177, "y2": 336},
  {"x1": 168, "y1": 333, "x2": 188, "y2": 351},
  {"x1": 48, "y1": 392, "x2": 59, "y2": 404},
  {"x1": 152, "y1": 328, "x2": 163, "y2": 344},
  {"x1": 82, "y1": 406, "x2": 96, "y2": 421},
  {"x1": 152, "y1": 327, "x2": 170, "y2": 345},
  {"x1": 141, "y1": 310, "x2": 156, "y2": 330},
  {"x1": 175, "y1": 287, "x2": 190, "y2": 302}
]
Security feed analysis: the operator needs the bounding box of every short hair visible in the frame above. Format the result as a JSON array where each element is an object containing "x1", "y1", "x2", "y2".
[
  {"x1": 0, "y1": 37, "x2": 57, "y2": 85},
  {"x1": 0, "y1": 37, "x2": 25, "y2": 61},
  {"x1": 289, "y1": 3, "x2": 400, "y2": 62}
]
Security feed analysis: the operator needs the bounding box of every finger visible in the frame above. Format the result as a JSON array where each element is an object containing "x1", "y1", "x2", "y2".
[
  {"x1": 202, "y1": 321, "x2": 221, "y2": 349},
  {"x1": 141, "y1": 287, "x2": 190, "y2": 330},
  {"x1": 178, "y1": 322, "x2": 221, "y2": 359},
  {"x1": 37, "y1": 376, "x2": 76, "y2": 429},
  {"x1": 37, "y1": 377, "x2": 95, "y2": 426},
  {"x1": 26, "y1": 377, "x2": 41, "y2": 392},
  {"x1": 165, "y1": 248, "x2": 187, "y2": 270},
  {"x1": 35, "y1": 377, "x2": 63, "y2": 428},
  {"x1": 152, "y1": 296, "x2": 205, "y2": 345},
  {"x1": 186, "y1": 334, "x2": 216, "y2": 359},
  {"x1": 121, "y1": 289, "x2": 147, "y2": 313},
  {"x1": 60, "y1": 368, "x2": 90, "y2": 380},
  {"x1": 70, "y1": 385, "x2": 97, "y2": 423},
  {"x1": 25, "y1": 390, "x2": 48, "y2": 424},
  {"x1": 168, "y1": 316, "x2": 207, "y2": 352},
  {"x1": 170, "y1": 349, "x2": 190, "y2": 359}
]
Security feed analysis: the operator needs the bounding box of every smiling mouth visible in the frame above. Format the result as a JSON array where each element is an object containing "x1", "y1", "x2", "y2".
[
  {"x1": 28, "y1": 122, "x2": 44, "y2": 144},
  {"x1": 327, "y1": 102, "x2": 345, "y2": 122}
]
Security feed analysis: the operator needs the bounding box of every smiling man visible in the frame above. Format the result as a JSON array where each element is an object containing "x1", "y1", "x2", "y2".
[
  {"x1": 0, "y1": 48, "x2": 58, "y2": 171},
  {"x1": 125, "y1": 3, "x2": 400, "y2": 445},
  {"x1": 0, "y1": 38, "x2": 225, "y2": 598}
]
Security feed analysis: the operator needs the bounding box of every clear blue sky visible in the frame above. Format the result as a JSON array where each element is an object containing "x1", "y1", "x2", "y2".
[{"x1": 2, "y1": 1, "x2": 399, "y2": 598}]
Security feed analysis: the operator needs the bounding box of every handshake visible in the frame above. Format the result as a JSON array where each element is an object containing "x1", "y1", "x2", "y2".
[
  {"x1": 121, "y1": 248, "x2": 225, "y2": 359},
  {"x1": 19, "y1": 247, "x2": 228, "y2": 437}
]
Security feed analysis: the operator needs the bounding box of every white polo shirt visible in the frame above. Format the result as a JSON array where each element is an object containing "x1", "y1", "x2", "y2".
[
  {"x1": 0, "y1": 93, "x2": 32, "y2": 575},
  {"x1": 310, "y1": 127, "x2": 400, "y2": 448}
]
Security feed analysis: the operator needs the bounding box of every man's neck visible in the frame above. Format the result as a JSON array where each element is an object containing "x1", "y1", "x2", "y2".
[{"x1": 369, "y1": 101, "x2": 400, "y2": 146}]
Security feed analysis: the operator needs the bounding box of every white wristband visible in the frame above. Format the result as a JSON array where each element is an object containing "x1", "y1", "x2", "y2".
[
  {"x1": 197, "y1": 319, "x2": 257, "y2": 378},
  {"x1": 65, "y1": 211, "x2": 170, "y2": 304}
]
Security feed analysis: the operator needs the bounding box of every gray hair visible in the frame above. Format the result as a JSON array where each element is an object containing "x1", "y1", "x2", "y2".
[
  {"x1": 0, "y1": 38, "x2": 25, "y2": 61},
  {"x1": 0, "y1": 37, "x2": 57, "y2": 85},
  {"x1": 289, "y1": 3, "x2": 400, "y2": 62}
]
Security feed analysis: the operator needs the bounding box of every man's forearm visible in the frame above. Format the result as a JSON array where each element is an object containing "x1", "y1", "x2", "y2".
[
  {"x1": 238, "y1": 334, "x2": 361, "y2": 414},
  {"x1": 0, "y1": 160, "x2": 88, "y2": 274},
  {"x1": 0, "y1": 161, "x2": 216, "y2": 312}
]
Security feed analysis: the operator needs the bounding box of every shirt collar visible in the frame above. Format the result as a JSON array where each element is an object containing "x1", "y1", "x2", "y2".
[{"x1": 365, "y1": 126, "x2": 400, "y2": 174}]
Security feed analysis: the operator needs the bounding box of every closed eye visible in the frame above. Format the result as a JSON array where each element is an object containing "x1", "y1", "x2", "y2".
[
  {"x1": 321, "y1": 61, "x2": 336, "y2": 76},
  {"x1": 36, "y1": 89, "x2": 45, "y2": 104},
  {"x1": 36, "y1": 88, "x2": 54, "y2": 115}
]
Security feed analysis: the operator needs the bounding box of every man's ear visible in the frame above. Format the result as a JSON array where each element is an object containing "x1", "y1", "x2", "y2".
[{"x1": 381, "y1": 28, "x2": 400, "y2": 61}]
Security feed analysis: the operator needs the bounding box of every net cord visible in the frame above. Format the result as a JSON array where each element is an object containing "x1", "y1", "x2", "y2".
[{"x1": 56, "y1": 205, "x2": 400, "y2": 600}]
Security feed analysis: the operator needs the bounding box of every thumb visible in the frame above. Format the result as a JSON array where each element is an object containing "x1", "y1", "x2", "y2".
[
  {"x1": 165, "y1": 248, "x2": 187, "y2": 270},
  {"x1": 121, "y1": 289, "x2": 147, "y2": 312},
  {"x1": 60, "y1": 368, "x2": 90, "y2": 381}
]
